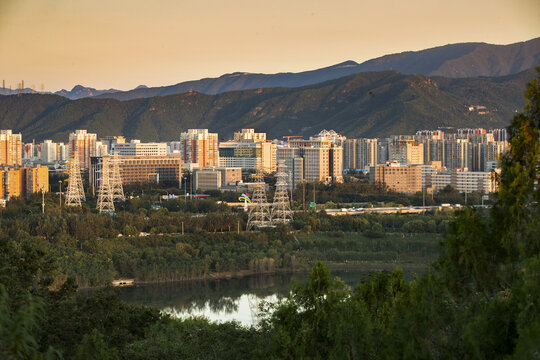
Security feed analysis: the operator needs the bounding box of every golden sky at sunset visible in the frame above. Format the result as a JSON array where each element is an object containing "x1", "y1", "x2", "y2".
[{"x1": 1, "y1": 0, "x2": 539, "y2": 91}]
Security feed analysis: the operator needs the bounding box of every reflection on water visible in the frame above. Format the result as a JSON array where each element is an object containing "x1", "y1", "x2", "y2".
[{"x1": 83, "y1": 268, "x2": 423, "y2": 326}]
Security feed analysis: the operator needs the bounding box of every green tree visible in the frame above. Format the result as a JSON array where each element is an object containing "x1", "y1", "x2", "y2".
[{"x1": 75, "y1": 329, "x2": 119, "y2": 360}]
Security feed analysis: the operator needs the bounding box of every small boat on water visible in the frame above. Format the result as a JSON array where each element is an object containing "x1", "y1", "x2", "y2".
[{"x1": 111, "y1": 279, "x2": 135, "y2": 287}]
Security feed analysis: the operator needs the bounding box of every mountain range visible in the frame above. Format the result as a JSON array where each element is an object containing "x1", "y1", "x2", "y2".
[
  {"x1": 0, "y1": 68, "x2": 534, "y2": 142},
  {"x1": 5, "y1": 37, "x2": 537, "y2": 101}
]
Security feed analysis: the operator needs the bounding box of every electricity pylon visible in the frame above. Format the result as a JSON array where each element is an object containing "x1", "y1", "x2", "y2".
[
  {"x1": 271, "y1": 160, "x2": 293, "y2": 224},
  {"x1": 65, "y1": 149, "x2": 86, "y2": 207},
  {"x1": 246, "y1": 166, "x2": 271, "y2": 230},
  {"x1": 109, "y1": 153, "x2": 124, "y2": 201},
  {"x1": 96, "y1": 157, "x2": 115, "y2": 213}
]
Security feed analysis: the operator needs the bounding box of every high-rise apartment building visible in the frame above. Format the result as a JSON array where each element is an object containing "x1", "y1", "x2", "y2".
[
  {"x1": 40, "y1": 140, "x2": 57, "y2": 163},
  {"x1": 179, "y1": 129, "x2": 219, "y2": 168},
  {"x1": 344, "y1": 138, "x2": 379, "y2": 170},
  {"x1": 388, "y1": 139, "x2": 424, "y2": 164},
  {"x1": 0, "y1": 130, "x2": 22, "y2": 166},
  {"x1": 284, "y1": 131, "x2": 343, "y2": 185},
  {"x1": 69, "y1": 130, "x2": 97, "y2": 170},
  {"x1": 0, "y1": 165, "x2": 48, "y2": 200},
  {"x1": 25, "y1": 165, "x2": 49, "y2": 196}
]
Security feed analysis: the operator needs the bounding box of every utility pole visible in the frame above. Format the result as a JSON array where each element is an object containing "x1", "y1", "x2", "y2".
[
  {"x1": 58, "y1": 181, "x2": 62, "y2": 214},
  {"x1": 41, "y1": 190, "x2": 45, "y2": 214},
  {"x1": 422, "y1": 186, "x2": 426, "y2": 215},
  {"x1": 302, "y1": 180, "x2": 306, "y2": 212},
  {"x1": 313, "y1": 182, "x2": 316, "y2": 210}
]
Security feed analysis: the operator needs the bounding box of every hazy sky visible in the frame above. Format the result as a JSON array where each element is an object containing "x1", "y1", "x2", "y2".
[{"x1": 1, "y1": 0, "x2": 539, "y2": 91}]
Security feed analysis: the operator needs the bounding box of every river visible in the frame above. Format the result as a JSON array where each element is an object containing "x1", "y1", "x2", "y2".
[{"x1": 94, "y1": 267, "x2": 422, "y2": 326}]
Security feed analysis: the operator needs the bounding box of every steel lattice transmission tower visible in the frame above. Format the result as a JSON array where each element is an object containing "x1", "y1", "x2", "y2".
[
  {"x1": 271, "y1": 160, "x2": 293, "y2": 224},
  {"x1": 65, "y1": 149, "x2": 86, "y2": 207},
  {"x1": 246, "y1": 166, "x2": 271, "y2": 230},
  {"x1": 96, "y1": 157, "x2": 115, "y2": 213},
  {"x1": 109, "y1": 154, "x2": 124, "y2": 201}
]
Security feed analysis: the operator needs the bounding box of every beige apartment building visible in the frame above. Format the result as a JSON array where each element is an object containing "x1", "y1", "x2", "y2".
[
  {"x1": 179, "y1": 129, "x2": 219, "y2": 168},
  {"x1": 0, "y1": 165, "x2": 49, "y2": 200},
  {"x1": 369, "y1": 162, "x2": 423, "y2": 194},
  {"x1": 0, "y1": 130, "x2": 22, "y2": 166},
  {"x1": 431, "y1": 169, "x2": 498, "y2": 194},
  {"x1": 69, "y1": 129, "x2": 97, "y2": 170},
  {"x1": 25, "y1": 165, "x2": 49, "y2": 195}
]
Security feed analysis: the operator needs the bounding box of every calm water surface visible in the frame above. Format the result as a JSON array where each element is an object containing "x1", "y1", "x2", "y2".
[{"x1": 95, "y1": 268, "x2": 421, "y2": 326}]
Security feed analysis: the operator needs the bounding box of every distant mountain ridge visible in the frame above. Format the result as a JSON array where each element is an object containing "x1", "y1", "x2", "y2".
[
  {"x1": 54, "y1": 85, "x2": 120, "y2": 100},
  {"x1": 86, "y1": 37, "x2": 540, "y2": 100},
  {"x1": 0, "y1": 68, "x2": 534, "y2": 142}
]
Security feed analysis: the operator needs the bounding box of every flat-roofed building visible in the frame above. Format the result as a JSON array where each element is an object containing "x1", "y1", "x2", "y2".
[
  {"x1": 219, "y1": 141, "x2": 277, "y2": 173},
  {"x1": 90, "y1": 155, "x2": 182, "y2": 191},
  {"x1": 25, "y1": 165, "x2": 49, "y2": 197},
  {"x1": 113, "y1": 140, "x2": 167, "y2": 156},
  {"x1": 193, "y1": 169, "x2": 221, "y2": 191},
  {"x1": 431, "y1": 169, "x2": 497, "y2": 194},
  {"x1": 369, "y1": 162, "x2": 423, "y2": 194}
]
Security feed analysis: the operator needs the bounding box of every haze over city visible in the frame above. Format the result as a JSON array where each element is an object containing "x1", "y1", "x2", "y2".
[{"x1": 1, "y1": 0, "x2": 539, "y2": 91}]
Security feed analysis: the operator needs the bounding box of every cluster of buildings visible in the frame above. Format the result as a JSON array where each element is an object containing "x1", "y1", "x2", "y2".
[
  {"x1": 0, "y1": 130, "x2": 49, "y2": 204},
  {"x1": 353, "y1": 129, "x2": 508, "y2": 194},
  {"x1": 1, "y1": 125, "x2": 508, "y2": 204}
]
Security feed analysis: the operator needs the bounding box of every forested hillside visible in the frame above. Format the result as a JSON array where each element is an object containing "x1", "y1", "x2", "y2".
[{"x1": 0, "y1": 69, "x2": 533, "y2": 141}]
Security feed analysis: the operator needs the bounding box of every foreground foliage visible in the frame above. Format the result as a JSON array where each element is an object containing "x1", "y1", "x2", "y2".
[{"x1": 1, "y1": 69, "x2": 538, "y2": 359}]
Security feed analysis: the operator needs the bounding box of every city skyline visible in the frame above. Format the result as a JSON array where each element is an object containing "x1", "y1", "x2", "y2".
[{"x1": 1, "y1": 0, "x2": 539, "y2": 91}]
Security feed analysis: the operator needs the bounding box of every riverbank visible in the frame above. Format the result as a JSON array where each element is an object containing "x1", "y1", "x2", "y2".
[{"x1": 77, "y1": 258, "x2": 435, "y2": 291}]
